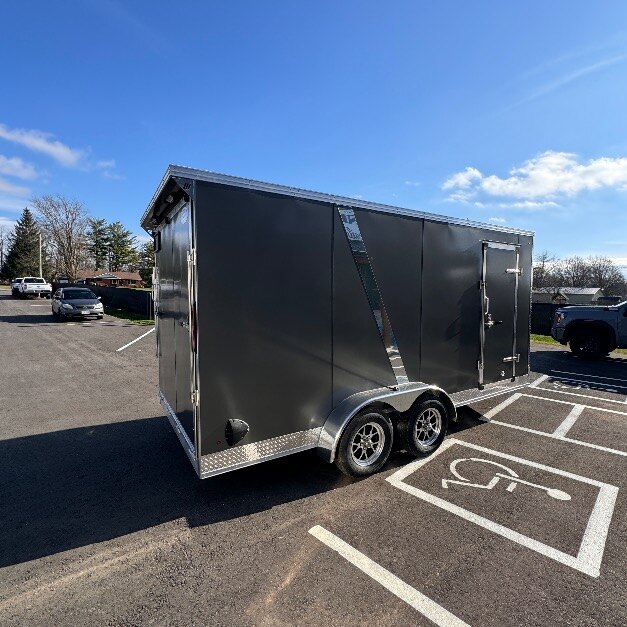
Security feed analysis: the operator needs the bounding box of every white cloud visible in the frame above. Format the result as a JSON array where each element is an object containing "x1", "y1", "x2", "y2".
[
  {"x1": 0, "y1": 155, "x2": 37, "y2": 180},
  {"x1": 0, "y1": 195, "x2": 29, "y2": 212},
  {"x1": 497, "y1": 200, "x2": 559, "y2": 209},
  {"x1": 0, "y1": 178, "x2": 29, "y2": 197},
  {"x1": 442, "y1": 167, "x2": 482, "y2": 190},
  {"x1": 404, "y1": 180, "x2": 421, "y2": 187},
  {"x1": 0, "y1": 123, "x2": 85, "y2": 167},
  {"x1": 95, "y1": 158, "x2": 125, "y2": 180},
  {"x1": 443, "y1": 151, "x2": 627, "y2": 208},
  {"x1": 488, "y1": 217, "x2": 506, "y2": 224},
  {"x1": 102, "y1": 171, "x2": 126, "y2": 180}
]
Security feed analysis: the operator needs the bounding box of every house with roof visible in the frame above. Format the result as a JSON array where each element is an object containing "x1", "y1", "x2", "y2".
[
  {"x1": 532, "y1": 287, "x2": 604, "y2": 305},
  {"x1": 74, "y1": 269, "x2": 144, "y2": 287}
]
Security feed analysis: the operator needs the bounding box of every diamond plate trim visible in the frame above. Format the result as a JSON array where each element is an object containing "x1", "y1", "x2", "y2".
[
  {"x1": 199, "y1": 428, "x2": 322, "y2": 478},
  {"x1": 450, "y1": 374, "x2": 533, "y2": 407},
  {"x1": 160, "y1": 392, "x2": 198, "y2": 471}
]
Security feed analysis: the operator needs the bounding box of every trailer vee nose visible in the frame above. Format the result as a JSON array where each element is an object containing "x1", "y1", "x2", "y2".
[{"x1": 142, "y1": 166, "x2": 533, "y2": 479}]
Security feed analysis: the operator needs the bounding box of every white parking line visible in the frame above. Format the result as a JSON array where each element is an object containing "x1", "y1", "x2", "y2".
[
  {"x1": 551, "y1": 369, "x2": 627, "y2": 384},
  {"x1": 520, "y1": 392, "x2": 627, "y2": 417},
  {"x1": 488, "y1": 420, "x2": 627, "y2": 457},
  {"x1": 530, "y1": 384, "x2": 627, "y2": 406},
  {"x1": 553, "y1": 405, "x2": 586, "y2": 438},
  {"x1": 529, "y1": 374, "x2": 549, "y2": 388},
  {"x1": 309, "y1": 525, "x2": 469, "y2": 627},
  {"x1": 116, "y1": 327, "x2": 155, "y2": 352},
  {"x1": 482, "y1": 393, "x2": 522, "y2": 419},
  {"x1": 478, "y1": 393, "x2": 627, "y2": 457}
]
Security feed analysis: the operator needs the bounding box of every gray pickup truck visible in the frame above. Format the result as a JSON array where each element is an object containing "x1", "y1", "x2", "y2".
[{"x1": 551, "y1": 300, "x2": 627, "y2": 358}]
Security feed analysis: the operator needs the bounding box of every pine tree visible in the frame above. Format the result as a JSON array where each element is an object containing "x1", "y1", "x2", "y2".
[
  {"x1": 1, "y1": 208, "x2": 43, "y2": 279},
  {"x1": 107, "y1": 222, "x2": 138, "y2": 271},
  {"x1": 87, "y1": 218, "x2": 110, "y2": 270},
  {"x1": 138, "y1": 239, "x2": 155, "y2": 286}
]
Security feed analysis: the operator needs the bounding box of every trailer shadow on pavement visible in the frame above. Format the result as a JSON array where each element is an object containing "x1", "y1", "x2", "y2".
[
  {"x1": 0, "y1": 407, "x2": 491, "y2": 568},
  {"x1": 0, "y1": 415, "x2": 364, "y2": 568},
  {"x1": 531, "y1": 347, "x2": 627, "y2": 374}
]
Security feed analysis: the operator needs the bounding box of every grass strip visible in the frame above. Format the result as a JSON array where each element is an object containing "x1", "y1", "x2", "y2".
[{"x1": 104, "y1": 306, "x2": 154, "y2": 325}]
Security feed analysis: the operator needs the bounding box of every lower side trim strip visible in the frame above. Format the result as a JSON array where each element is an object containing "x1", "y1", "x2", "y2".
[{"x1": 450, "y1": 374, "x2": 533, "y2": 407}]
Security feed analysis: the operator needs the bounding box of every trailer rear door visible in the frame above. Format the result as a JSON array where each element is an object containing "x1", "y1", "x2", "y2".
[
  {"x1": 479, "y1": 242, "x2": 520, "y2": 386},
  {"x1": 156, "y1": 200, "x2": 195, "y2": 446}
]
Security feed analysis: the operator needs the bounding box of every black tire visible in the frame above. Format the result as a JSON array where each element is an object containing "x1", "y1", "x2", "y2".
[
  {"x1": 97, "y1": 315, "x2": 104, "y2": 319},
  {"x1": 57, "y1": 311, "x2": 65, "y2": 322},
  {"x1": 397, "y1": 398, "x2": 448, "y2": 457},
  {"x1": 335, "y1": 410, "x2": 394, "y2": 478},
  {"x1": 569, "y1": 331, "x2": 608, "y2": 360}
]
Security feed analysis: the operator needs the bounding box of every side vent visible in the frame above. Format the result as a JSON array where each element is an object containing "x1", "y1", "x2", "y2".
[{"x1": 225, "y1": 419, "x2": 250, "y2": 446}]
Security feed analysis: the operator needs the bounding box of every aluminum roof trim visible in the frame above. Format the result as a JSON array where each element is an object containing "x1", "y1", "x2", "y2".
[{"x1": 141, "y1": 164, "x2": 534, "y2": 236}]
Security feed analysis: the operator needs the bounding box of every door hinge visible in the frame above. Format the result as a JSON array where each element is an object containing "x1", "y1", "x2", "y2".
[
  {"x1": 191, "y1": 389, "x2": 200, "y2": 406},
  {"x1": 506, "y1": 268, "x2": 522, "y2": 275},
  {"x1": 502, "y1": 354, "x2": 520, "y2": 363}
]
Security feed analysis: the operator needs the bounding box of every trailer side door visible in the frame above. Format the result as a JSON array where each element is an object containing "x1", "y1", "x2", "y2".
[{"x1": 479, "y1": 242, "x2": 520, "y2": 386}]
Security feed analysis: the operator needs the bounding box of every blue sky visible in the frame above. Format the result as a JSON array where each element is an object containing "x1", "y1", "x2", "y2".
[{"x1": 1, "y1": 1, "x2": 626, "y2": 270}]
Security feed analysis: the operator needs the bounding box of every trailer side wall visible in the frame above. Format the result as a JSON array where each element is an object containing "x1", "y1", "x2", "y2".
[{"x1": 194, "y1": 183, "x2": 333, "y2": 456}]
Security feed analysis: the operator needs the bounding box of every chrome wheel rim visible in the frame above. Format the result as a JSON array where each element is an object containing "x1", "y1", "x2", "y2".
[
  {"x1": 414, "y1": 408, "x2": 442, "y2": 446},
  {"x1": 350, "y1": 422, "x2": 385, "y2": 467}
]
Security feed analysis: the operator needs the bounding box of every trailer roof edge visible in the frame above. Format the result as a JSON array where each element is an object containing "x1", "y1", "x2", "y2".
[{"x1": 141, "y1": 165, "x2": 534, "y2": 236}]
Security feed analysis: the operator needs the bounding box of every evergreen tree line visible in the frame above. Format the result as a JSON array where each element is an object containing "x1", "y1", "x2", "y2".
[{"x1": 0, "y1": 195, "x2": 155, "y2": 285}]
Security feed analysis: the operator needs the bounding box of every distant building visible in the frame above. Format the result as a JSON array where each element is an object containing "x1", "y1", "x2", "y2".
[
  {"x1": 74, "y1": 269, "x2": 143, "y2": 287},
  {"x1": 532, "y1": 287, "x2": 604, "y2": 305}
]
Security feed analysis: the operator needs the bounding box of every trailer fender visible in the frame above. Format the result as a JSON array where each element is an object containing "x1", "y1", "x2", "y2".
[{"x1": 317, "y1": 384, "x2": 456, "y2": 464}]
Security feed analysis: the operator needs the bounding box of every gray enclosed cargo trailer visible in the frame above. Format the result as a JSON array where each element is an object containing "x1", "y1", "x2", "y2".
[{"x1": 141, "y1": 166, "x2": 533, "y2": 478}]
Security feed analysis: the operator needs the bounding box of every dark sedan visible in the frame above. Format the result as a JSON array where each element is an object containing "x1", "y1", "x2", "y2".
[{"x1": 52, "y1": 287, "x2": 105, "y2": 321}]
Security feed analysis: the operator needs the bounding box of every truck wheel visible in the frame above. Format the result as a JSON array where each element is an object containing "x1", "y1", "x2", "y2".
[
  {"x1": 397, "y1": 398, "x2": 448, "y2": 457},
  {"x1": 335, "y1": 410, "x2": 393, "y2": 478},
  {"x1": 569, "y1": 331, "x2": 607, "y2": 359}
]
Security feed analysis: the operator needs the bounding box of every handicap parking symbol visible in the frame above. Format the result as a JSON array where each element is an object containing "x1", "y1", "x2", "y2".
[
  {"x1": 386, "y1": 439, "x2": 618, "y2": 577},
  {"x1": 442, "y1": 457, "x2": 571, "y2": 501}
]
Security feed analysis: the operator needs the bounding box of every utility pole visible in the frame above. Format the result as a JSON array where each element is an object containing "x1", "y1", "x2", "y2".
[{"x1": 39, "y1": 232, "x2": 42, "y2": 277}]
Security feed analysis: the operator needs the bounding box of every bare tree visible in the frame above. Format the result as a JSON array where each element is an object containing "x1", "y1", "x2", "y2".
[
  {"x1": 532, "y1": 250, "x2": 556, "y2": 288},
  {"x1": 587, "y1": 255, "x2": 626, "y2": 295},
  {"x1": 552, "y1": 256, "x2": 592, "y2": 288},
  {"x1": 32, "y1": 195, "x2": 89, "y2": 281},
  {"x1": 0, "y1": 224, "x2": 12, "y2": 272}
]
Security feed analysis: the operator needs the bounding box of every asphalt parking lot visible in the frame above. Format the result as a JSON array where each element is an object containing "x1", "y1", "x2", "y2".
[{"x1": 1, "y1": 288, "x2": 625, "y2": 626}]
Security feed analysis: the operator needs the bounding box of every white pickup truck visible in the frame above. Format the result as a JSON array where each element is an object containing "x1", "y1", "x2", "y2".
[{"x1": 18, "y1": 277, "x2": 53, "y2": 299}]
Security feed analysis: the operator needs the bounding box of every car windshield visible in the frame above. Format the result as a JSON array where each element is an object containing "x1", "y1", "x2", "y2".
[
  {"x1": 63, "y1": 290, "x2": 97, "y2": 300},
  {"x1": 24, "y1": 278, "x2": 45, "y2": 283}
]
